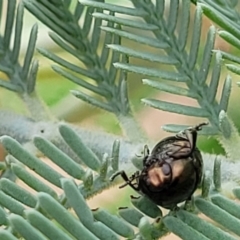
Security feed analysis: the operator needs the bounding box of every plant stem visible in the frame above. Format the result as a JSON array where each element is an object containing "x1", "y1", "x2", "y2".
[
  {"x1": 116, "y1": 114, "x2": 147, "y2": 143},
  {"x1": 19, "y1": 92, "x2": 54, "y2": 121}
]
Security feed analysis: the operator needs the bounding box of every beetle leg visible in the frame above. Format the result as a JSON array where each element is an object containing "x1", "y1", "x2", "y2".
[
  {"x1": 176, "y1": 122, "x2": 208, "y2": 139},
  {"x1": 143, "y1": 145, "x2": 150, "y2": 165},
  {"x1": 119, "y1": 171, "x2": 140, "y2": 191},
  {"x1": 110, "y1": 170, "x2": 128, "y2": 182},
  {"x1": 110, "y1": 171, "x2": 140, "y2": 191},
  {"x1": 186, "y1": 122, "x2": 208, "y2": 149},
  {"x1": 194, "y1": 122, "x2": 208, "y2": 131},
  {"x1": 174, "y1": 122, "x2": 209, "y2": 156},
  {"x1": 135, "y1": 145, "x2": 150, "y2": 164},
  {"x1": 143, "y1": 145, "x2": 150, "y2": 157}
]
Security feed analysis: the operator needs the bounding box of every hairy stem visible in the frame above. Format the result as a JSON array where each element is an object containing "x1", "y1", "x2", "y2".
[
  {"x1": 18, "y1": 92, "x2": 54, "y2": 121},
  {"x1": 116, "y1": 114, "x2": 147, "y2": 142}
]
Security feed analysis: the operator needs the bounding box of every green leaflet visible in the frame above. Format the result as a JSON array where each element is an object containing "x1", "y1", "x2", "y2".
[
  {"x1": 111, "y1": 139, "x2": 120, "y2": 171},
  {"x1": 99, "y1": 153, "x2": 109, "y2": 180},
  {"x1": 92, "y1": 12, "x2": 158, "y2": 30},
  {"x1": 198, "y1": 0, "x2": 237, "y2": 19},
  {"x1": 178, "y1": 0, "x2": 190, "y2": 51},
  {"x1": 0, "y1": 206, "x2": 7, "y2": 226},
  {"x1": 11, "y1": 163, "x2": 58, "y2": 199},
  {"x1": 114, "y1": 63, "x2": 188, "y2": 81},
  {"x1": 108, "y1": 25, "x2": 121, "y2": 85},
  {"x1": 188, "y1": 5, "x2": 202, "y2": 70},
  {"x1": 59, "y1": 124, "x2": 101, "y2": 171},
  {"x1": 93, "y1": 208, "x2": 134, "y2": 238},
  {"x1": 47, "y1": 33, "x2": 93, "y2": 66},
  {"x1": 80, "y1": 0, "x2": 147, "y2": 16},
  {"x1": 198, "y1": 26, "x2": 216, "y2": 84},
  {"x1": 0, "y1": 230, "x2": 18, "y2": 240},
  {"x1": 62, "y1": 178, "x2": 118, "y2": 240},
  {"x1": 0, "y1": 178, "x2": 37, "y2": 208},
  {"x1": 0, "y1": 80, "x2": 21, "y2": 92},
  {"x1": 71, "y1": 90, "x2": 114, "y2": 112},
  {"x1": 142, "y1": 99, "x2": 209, "y2": 117},
  {"x1": 131, "y1": 195, "x2": 162, "y2": 218},
  {"x1": 51, "y1": 67, "x2": 107, "y2": 96},
  {"x1": 0, "y1": 191, "x2": 25, "y2": 216},
  {"x1": 26, "y1": 210, "x2": 73, "y2": 240},
  {"x1": 83, "y1": 169, "x2": 94, "y2": 189},
  {"x1": 74, "y1": 2, "x2": 84, "y2": 20},
  {"x1": 11, "y1": 2, "x2": 24, "y2": 64},
  {"x1": 167, "y1": 0, "x2": 179, "y2": 34},
  {"x1": 91, "y1": 9, "x2": 102, "y2": 52},
  {"x1": 199, "y1": 3, "x2": 240, "y2": 39},
  {"x1": 82, "y1": 7, "x2": 94, "y2": 37},
  {"x1": 219, "y1": 75, "x2": 232, "y2": 112},
  {"x1": 107, "y1": 44, "x2": 178, "y2": 64},
  {"x1": 9, "y1": 214, "x2": 46, "y2": 240},
  {"x1": 21, "y1": 24, "x2": 38, "y2": 81},
  {"x1": 177, "y1": 210, "x2": 235, "y2": 240},
  {"x1": 100, "y1": 17, "x2": 114, "y2": 66},
  {"x1": 118, "y1": 207, "x2": 144, "y2": 227},
  {"x1": 1, "y1": 136, "x2": 64, "y2": 188},
  {"x1": 4, "y1": 0, "x2": 16, "y2": 49},
  {"x1": 219, "y1": 30, "x2": 240, "y2": 50},
  {"x1": 142, "y1": 79, "x2": 198, "y2": 98},
  {"x1": 195, "y1": 198, "x2": 240, "y2": 236},
  {"x1": 34, "y1": 136, "x2": 85, "y2": 179},
  {"x1": 37, "y1": 192, "x2": 97, "y2": 240},
  {"x1": 163, "y1": 216, "x2": 210, "y2": 240},
  {"x1": 207, "y1": 51, "x2": 222, "y2": 104},
  {"x1": 211, "y1": 195, "x2": 240, "y2": 220},
  {"x1": 213, "y1": 156, "x2": 221, "y2": 191},
  {"x1": 226, "y1": 64, "x2": 240, "y2": 75},
  {"x1": 201, "y1": 171, "x2": 212, "y2": 198},
  {"x1": 220, "y1": 50, "x2": 240, "y2": 64},
  {"x1": 27, "y1": 59, "x2": 38, "y2": 94},
  {"x1": 101, "y1": 26, "x2": 169, "y2": 48}
]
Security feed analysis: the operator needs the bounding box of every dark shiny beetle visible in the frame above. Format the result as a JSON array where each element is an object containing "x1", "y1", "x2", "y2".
[{"x1": 111, "y1": 122, "x2": 207, "y2": 209}]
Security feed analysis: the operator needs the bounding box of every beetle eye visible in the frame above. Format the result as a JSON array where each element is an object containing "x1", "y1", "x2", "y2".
[{"x1": 162, "y1": 163, "x2": 171, "y2": 175}]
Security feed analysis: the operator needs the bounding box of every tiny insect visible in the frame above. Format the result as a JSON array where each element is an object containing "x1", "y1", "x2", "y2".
[{"x1": 110, "y1": 122, "x2": 208, "y2": 209}]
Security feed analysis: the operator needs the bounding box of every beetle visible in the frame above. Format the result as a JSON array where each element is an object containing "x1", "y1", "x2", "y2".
[{"x1": 110, "y1": 122, "x2": 208, "y2": 209}]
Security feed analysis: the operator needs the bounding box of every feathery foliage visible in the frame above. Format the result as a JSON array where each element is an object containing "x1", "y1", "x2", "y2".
[
  {"x1": 193, "y1": 1, "x2": 240, "y2": 82},
  {"x1": 86, "y1": 0, "x2": 231, "y2": 134},
  {"x1": 24, "y1": 0, "x2": 130, "y2": 114},
  {"x1": 0, "y1": 1, "x2": 37, "y2": 94},
  {"x1": 0, "y1": 0, "x2": 239, "y2": 239},
  {"x1": 0, "y1": 0, "x2": 53, "y2": 121},
  {"x1": 0, "y1": 134, "x2": 239, "y2": 239},
  {"x1": 79, "y1": 0, "x2": 240, "y2": 160}
]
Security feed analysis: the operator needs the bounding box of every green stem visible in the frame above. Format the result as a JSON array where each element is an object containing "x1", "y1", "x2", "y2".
[
  {"x1": 116, "y1": 114, "x2": 147, "y2": 143},
  {"x1": 18, "y1": 91, "x2": 54, "y2": 121}
]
